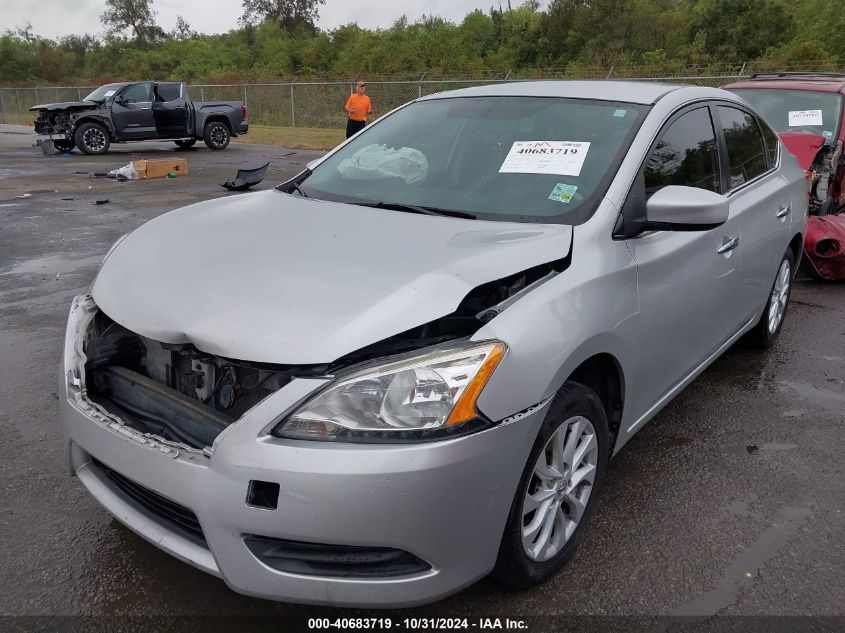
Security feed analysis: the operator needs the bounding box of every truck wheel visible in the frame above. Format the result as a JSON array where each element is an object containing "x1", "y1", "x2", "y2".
[
  {"x1": 53, "y1": 140, "x2": 75, "y2": 153},
  {"x1": 204, "y1": 121, "x2": 230, "y2": 150},
  {"x1": 74, "y1": 122, "x2": 110, "y2": 155},
  {"x1": 174, "y1": 139, "x2": 197, "y2": 149}
]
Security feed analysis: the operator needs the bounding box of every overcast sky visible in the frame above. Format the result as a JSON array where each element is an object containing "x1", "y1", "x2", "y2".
[{"x1": 0, "y1": 0, "x2": 534, "y2": 40}]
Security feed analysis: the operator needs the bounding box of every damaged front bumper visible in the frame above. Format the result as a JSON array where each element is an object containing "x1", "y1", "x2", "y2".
[{"x1": 60, "y1": 294, "x2": 545, "y2": 607}]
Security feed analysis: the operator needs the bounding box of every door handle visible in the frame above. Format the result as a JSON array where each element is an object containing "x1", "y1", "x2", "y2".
[
  {"x1": 717, "y1": 235, "x2": 740, "y2": 254},
  {"x1": 140, "y1": 106, "x2": 151, "y2": 110},
  {"x1": 776, "y1": 204, "x2": 790, "y2": 220}
]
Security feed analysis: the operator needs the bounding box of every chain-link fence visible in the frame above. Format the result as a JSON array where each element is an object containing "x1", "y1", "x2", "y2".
[{"x1": 0, "y1": 71, "x2": 807, "y2": 128}]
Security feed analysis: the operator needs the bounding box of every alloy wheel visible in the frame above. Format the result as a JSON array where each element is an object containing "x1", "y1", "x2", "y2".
[
  {"x1": 767, "y1": 259, "x2": 791, "y2": 334},
  {"x1": 210, "y1": 125, "x2": 228, "y2": 147},
  {"x1": 82, "y1": 127, "x2": 106, "y2": 152},
  {"x1": 521, "y1": 415, "x2": 598, "y2": 562}
]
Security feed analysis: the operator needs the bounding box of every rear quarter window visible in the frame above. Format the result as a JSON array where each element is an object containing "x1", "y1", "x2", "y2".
[{"x1": 759, "y1": 120, "x2": 780, "y2": 168}]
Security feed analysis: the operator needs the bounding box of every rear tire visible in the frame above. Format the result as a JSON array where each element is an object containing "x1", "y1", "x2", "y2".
[
  {"x1": 492, "y1": 381, "x2": 609, "y2": 589},
  {"x1": 74, "y1": 122, "x2": 110, "y2": 155},
  {"x1": 203, "y1": 121, "x2": 230, "y2": 150},
  {"x1": 174, "y1": 139, "x2": 197, "y2": 149},
  {"x1": 53, "y1": 140, "x2": 75, "y2": 152},
  {"x1": 746, "y1": 248, "x2": 795, "y2": 348}
]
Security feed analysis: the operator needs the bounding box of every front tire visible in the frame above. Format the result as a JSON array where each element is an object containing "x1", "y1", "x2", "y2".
[
  {"x1": 74, "y1": 122, "x2": 110, "y2": 155},
  {"x1": 747, "y1": 248, "x2": 795, "y2": 348},
  {"x1": 53, "y1": 140, "x2": 75, "y2": 152},
  {"x1": 203, "y1": 121, "x2": 230, "y2": 150},
  {"x1": 492, "y1": 381, "x2": 609, "y2": 588}
]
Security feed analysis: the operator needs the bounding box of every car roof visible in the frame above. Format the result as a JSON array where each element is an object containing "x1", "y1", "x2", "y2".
[
  {"x1": 417, "y1": 80, "x2": 732, "y2": 105},
  {"x1": 723, "y1": 73, "x2": 845, "y2": 93}
]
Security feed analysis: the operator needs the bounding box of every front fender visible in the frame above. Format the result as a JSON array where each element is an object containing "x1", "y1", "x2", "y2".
[{"x1": 473, "y1": 208, "x2": 638, "y2": 427}]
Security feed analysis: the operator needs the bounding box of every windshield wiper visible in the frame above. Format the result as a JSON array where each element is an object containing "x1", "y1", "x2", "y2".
[
  {"x1": 353, "y1": 201, "x2": 476, "y2": 219},
  {"x1": 290, "y1": 182, "x2": 308, "y2": 198}
]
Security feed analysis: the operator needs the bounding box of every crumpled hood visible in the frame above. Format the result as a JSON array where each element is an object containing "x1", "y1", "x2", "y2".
[
  {"x1": 29, "y1": 101, "x2": 98, "y2": 111},
  {"x1": 778, "y1": 132, "x2": 826, "y2": 170},
  {"x1": 93, "y1": 191, "x2": 572, "y2": 364}
]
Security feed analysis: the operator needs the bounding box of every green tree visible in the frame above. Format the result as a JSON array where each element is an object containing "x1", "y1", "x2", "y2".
[
  {"x1": 240, "y1": 0, "x2": 326, "y2": 35},
  {"x1": 101, "y1": 0, "x2": 165, "y2": 45},
  {"x1": 687, "y1": 0, "x2": 792, "y2": 63}
]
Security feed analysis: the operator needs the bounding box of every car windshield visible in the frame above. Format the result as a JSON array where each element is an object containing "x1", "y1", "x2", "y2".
[
  {"x1": 83, "y1": 84, "x2": 124, "y2": 102},
  {"x1": 299, "y1": 96, "x2": 648, "y2": 224},
  {"x1": 730, "y1": 88, "x2": 843, "y2": 143}
]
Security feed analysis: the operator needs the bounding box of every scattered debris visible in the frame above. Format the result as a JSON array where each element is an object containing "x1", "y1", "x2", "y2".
[
  {"x1": 132, "y1": 158, "x2": 188, "y2": 179},
  {"x1": 61, "y1": 198, "x2": 76, "y2": 201},
  {"x1": 221, "y1": 162, "x2": 271, "y2": 191},
  {"x1": 15, "y1": 194, "x2": 31, "y2": 199},
  {"x1": 167, "y1": 172, "x2": 178, "y2": 178},
  {"x1": 108, "y1": 163, "x2": 139, "y2": 181},
  {"x1": 94, "y1": 199, "x2": 110, "y2": 205}
]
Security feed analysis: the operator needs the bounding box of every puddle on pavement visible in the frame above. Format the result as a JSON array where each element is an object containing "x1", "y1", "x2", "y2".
[
  {"x1": 777, "y1": 379, "x2": 845, "y2": 406},
  {"x1": 0, "y1": 253, "x2": 102, "y2": 276},
  {"x1": 672, "y1": 505, "x2": 812, "y2": 616}
]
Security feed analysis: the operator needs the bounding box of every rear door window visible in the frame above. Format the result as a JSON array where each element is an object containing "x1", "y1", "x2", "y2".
[
  {"x1": 717, "y1": 106, "x2": 768, "y2": 188},
  {"x1": 155, "y1": 83, "x2": 182, "y2": 102},
  {"x1": 644, "y1": 106, "x2": 721, "y2": 193}
]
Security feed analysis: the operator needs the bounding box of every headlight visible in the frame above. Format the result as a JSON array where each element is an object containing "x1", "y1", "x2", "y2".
[{"x1": 272, "y1": 341, "x2": 505, "y2": 442}]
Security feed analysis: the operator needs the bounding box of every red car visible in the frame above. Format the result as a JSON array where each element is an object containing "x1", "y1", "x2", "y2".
[{"x1": 723, "y1": 72, "x2": 845, "y2": 280}]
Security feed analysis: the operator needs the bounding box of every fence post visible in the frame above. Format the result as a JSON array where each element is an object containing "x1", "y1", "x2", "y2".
[
  {"x1": 0, "y1": 90, "x2": 5, "y2": 124},
  {"x1": 16, "y1": 89, "x2": 22, "y2": 118},
  {"x1": 243, "y1": 84, "x2": 248, "y2": 105},
  {"x1": 290, "y1": 83, "x2": 296, "y2": 128},
  {"x1": 737, "y1": 62, "x2": 747, "y2": 80},
  {"x1": 418, "y1": 73, "x2": 426, "y2": 98},
  {"x1": 606, "y1": 66, "x2": 614, "y2": 79},
  {"x1": 200, "y1": 85, "x2": 205, "y2": 100}
]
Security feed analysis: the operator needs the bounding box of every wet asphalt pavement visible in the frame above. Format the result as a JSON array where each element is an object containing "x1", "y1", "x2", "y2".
[{"x1": 0, "y1": 125, "x2": 842, "y2": 625}]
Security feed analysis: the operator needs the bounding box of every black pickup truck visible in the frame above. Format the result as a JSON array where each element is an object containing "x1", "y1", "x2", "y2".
[{"x1": 31, "y1": 81, "x2": 248, "y2": 154}]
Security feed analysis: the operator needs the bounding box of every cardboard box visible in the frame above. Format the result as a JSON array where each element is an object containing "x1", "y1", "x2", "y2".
[{"x1": 131, "y1": 158, "x2": 189, "y2": 179}]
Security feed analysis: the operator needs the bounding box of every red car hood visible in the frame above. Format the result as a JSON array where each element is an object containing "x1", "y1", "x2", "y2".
[{"x1": 778, "y1": 132, "x2": 826, "y2": 170}]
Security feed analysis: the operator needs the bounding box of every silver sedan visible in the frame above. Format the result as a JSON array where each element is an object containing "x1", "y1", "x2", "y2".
[{"x1": 60, "y1": 81, "x2": 807, "y2": 607}]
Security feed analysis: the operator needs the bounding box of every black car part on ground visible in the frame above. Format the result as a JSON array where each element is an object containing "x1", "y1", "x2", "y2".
[{"x1": 221, "y1": 162, "x2": 270, "y2": 191}]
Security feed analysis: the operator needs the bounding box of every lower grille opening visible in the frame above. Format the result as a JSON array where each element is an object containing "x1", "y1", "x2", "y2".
[
  {"x1": 243, "y1": 535, "x2": 431, "y2": 578},
  {"x1": 93, "y1": 458, "x2": 207, "y2": 547}
]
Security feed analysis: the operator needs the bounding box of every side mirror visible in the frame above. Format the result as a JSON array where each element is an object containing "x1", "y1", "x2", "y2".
[
  {"x1": 645, "y1": 185, "x2": 729, "y2": 230},
  {"x1": 113, "y1": 95, "x2": 124, "y2": 104}
]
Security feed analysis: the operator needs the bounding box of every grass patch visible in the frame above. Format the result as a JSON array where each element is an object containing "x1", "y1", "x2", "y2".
[{"x1": 235, "y1": 125, "x2": 345, "y2": 150}]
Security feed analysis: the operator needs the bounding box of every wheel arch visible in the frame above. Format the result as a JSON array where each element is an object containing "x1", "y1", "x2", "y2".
[
  {"x1": 201, "y1": 115, "x2": 231, "y2": 137},
  {"x1": 564, "y1": 353, "x2": 625, "y2": 452},
  {"x1": 73, "y1": 116, "x2": 114, "y2": 139},
  {"x1": 788, "y1": 231, "x2": 803, "y2": 271}
]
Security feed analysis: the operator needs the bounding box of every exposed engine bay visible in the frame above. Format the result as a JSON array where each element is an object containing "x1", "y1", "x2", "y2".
[
  {"x1": 83, "y1": 310, "x2": 297, "y2": 449},
  {"x1": 808, "y1": 140, "x2": 843, "y2": 216}
]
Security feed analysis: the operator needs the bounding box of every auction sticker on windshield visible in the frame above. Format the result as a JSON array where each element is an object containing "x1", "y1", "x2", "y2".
[
  {"x1": 499, "y1": 141, "x2": 590, "y2": 176},
  {"x1": 788, "y1": 110, "x2": 823, "y2": 127}
]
